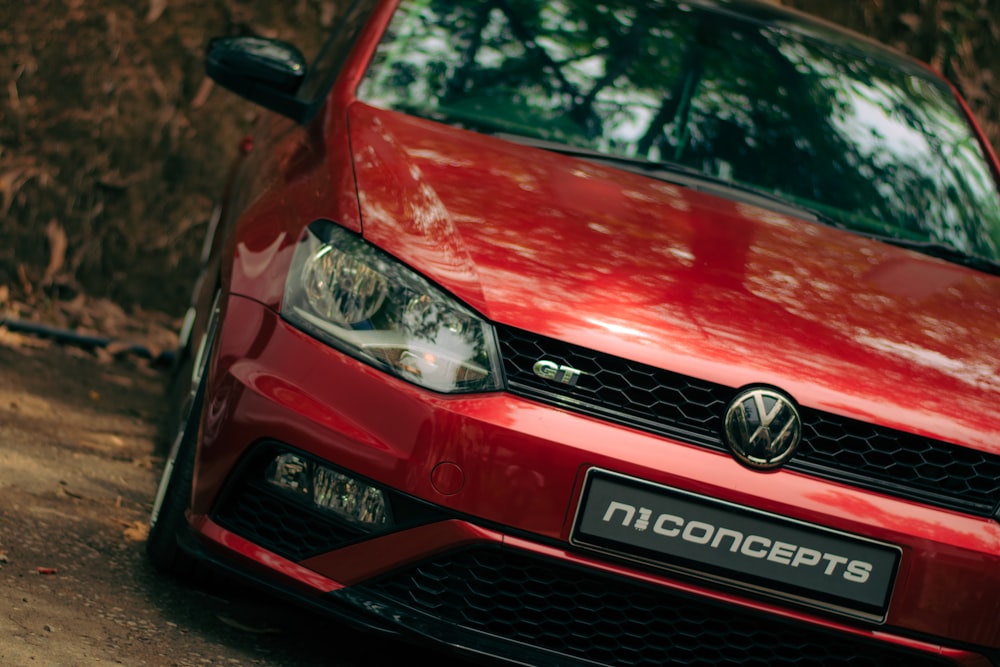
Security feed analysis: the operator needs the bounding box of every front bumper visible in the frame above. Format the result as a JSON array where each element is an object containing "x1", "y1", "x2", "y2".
[{"x1": 186, "y1": 294, "x2": 1000, "y2": 665}]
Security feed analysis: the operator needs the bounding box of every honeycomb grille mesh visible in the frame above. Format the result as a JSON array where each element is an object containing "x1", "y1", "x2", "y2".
[
  {"x1": 214, "y1": 482, "x2": 362, "y2": 562},
  {"x1": 366, "y1": 547, "x2": 955, "y2": 667},
  {"x1": 497, "y1": 325, "x2": 1000, "y2": 517},
  {"x1": 498, "y1": 325, "x2": 731, "y2": 448}
]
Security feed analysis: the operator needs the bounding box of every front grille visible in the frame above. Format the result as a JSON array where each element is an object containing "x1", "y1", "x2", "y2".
[
  {"x1": 499, "y1": 325, "x2": 731, "y2": 448},
  {"x1": 796, "y1": 408, "x2": 1000, "y2": 515},
  {"x1": 364, "y1": 547, "x2": 956, "y2": 666},
  {"x1": 498, "y1": 325, "x2": 1000, "y2": 517}
]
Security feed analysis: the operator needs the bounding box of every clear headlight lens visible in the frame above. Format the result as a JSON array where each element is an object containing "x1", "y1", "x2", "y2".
[{"x1": 282, "y1": 221, "x2": 502, "y2": 393}]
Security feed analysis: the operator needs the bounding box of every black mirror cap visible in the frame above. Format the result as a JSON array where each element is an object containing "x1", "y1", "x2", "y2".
[{"x1": 206, "y1": 36, "x2": 311, "y2": 122}]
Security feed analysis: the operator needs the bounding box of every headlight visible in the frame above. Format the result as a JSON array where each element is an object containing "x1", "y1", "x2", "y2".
[{"x1": 282, "y1": 221, "x2": 503, "y2": 393}]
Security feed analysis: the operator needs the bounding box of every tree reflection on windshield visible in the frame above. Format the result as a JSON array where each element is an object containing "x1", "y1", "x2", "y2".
[{"x1": 358, "y1": 0, "x2": 1000, "y2": 262}]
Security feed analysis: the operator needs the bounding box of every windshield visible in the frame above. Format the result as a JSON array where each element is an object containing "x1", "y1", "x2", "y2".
[{"x1": 357, "y1": 0, "x2": 1000, "y2": 263}]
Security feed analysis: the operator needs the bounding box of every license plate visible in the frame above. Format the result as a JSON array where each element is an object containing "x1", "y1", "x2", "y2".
[{"x1": 571, "y1": 469, "x2": 900, "y2": 621}]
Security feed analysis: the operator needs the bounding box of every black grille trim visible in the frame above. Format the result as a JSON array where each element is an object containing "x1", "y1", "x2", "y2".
[
  {"x1": 360, "y1": 546, "x2": 958, "y2": 667},
  {"x1": 214, "y1": 480, "x2": 365, "y2": 562},
  {"x1": 497, "y1": 325, "x2": 1000, "y2": 517}
]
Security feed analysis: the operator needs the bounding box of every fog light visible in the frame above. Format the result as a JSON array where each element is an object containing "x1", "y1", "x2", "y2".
[{"x1": 265, "y1": 453, "x2": 392, "y2": 531}]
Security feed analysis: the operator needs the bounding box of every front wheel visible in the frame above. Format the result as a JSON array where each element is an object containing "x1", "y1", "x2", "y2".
[
  {"x1": 147, "y1": 292, "x2": 220, "y2": 577},
  {"x1": 146, "y1": 374, "x2": 203, "y2": 577}
]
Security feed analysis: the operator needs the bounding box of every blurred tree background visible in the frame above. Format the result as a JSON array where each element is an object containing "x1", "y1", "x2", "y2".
[{"x1": 0, "y1": 0, "x2": 996, "y2": 329}]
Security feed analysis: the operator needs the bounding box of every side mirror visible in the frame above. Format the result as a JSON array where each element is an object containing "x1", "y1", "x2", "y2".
[{"x1": 206, "y1": 36, "x2": 309, "y2": 122}]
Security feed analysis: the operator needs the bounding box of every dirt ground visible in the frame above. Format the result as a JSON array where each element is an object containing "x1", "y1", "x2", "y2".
[{"x1": 0, "y1": 331, "x2": 469, "y2": 666}]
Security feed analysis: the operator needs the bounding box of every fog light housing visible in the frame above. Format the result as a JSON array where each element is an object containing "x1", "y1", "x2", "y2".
[{"x1": 265, "y1": 453, "x2": 393, "y2": 531}]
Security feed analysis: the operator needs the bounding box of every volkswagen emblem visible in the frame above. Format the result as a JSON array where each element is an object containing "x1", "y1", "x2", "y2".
[{"x1": 723, "y1": 387, "x2": 802, "y2": 470}]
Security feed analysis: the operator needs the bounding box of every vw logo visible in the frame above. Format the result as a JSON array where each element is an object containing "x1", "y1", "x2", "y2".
[{"x1": 723, "y1": 387, "x2": 802, "y2": 470}]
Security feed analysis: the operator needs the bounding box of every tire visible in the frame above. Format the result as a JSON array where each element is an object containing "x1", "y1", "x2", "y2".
[
  {"x1": 146, "y1": 374, "x2": 204, "y2": 577},
  {"x1": 148, "y1": 292, "x2": 221, "y2": 577}
]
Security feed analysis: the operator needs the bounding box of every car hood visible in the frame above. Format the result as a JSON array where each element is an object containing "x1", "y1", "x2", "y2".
[{"x1": 348, "y1": 103, "x2": 1000, "y2": 451}]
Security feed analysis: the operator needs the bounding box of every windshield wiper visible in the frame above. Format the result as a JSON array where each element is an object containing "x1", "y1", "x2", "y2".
[
  {"x1": 494, "y1": 133, "x2": 835, "y2": 224},
  {"x1": 865, "y1": 236, "x2": 1000, "y2": 276},
  {"x1": 496, "y1": 134, "x2": 1000, "y2": 276}
]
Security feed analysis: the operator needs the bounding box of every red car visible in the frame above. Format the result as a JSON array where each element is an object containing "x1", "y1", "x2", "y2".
[{"x1": 148, "y1": 0, "x2": 1000, "y2": 664}]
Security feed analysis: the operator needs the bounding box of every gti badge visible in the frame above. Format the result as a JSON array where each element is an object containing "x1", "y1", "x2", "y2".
[
  {"x1": 533, "y1": 360, "x2": 586, "y2": 387},
  {"x1": 723, "y1": 387, "x2": 801, "y2": 470}
]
